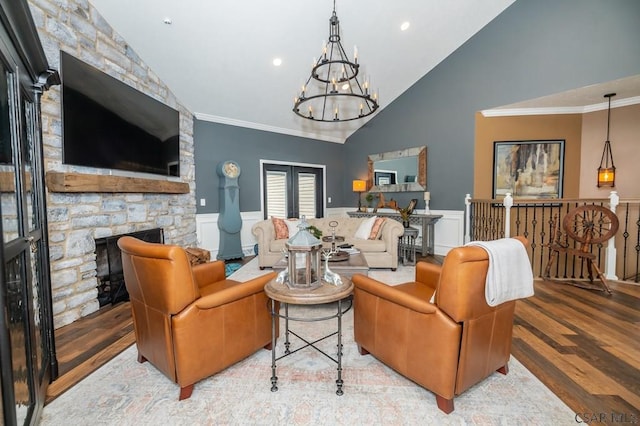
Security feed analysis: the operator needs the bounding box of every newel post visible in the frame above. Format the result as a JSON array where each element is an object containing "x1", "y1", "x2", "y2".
[
  {"x1": 503, "y1": 193, "x2": 513, "y2": 238},
  {"x1": 464, "y1": 194, "x2": 471, "y2": 243},
  {"x1": 605, "y1": 191, "x2": 619, "y2": 280}
]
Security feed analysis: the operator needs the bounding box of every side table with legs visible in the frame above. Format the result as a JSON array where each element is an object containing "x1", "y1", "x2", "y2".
[
  {"x1": 398, "y1": 226, "x2": 419, "y2": 265},
  {"x1": 264, "y1": 278, "x2": 354, "y2": 396}
]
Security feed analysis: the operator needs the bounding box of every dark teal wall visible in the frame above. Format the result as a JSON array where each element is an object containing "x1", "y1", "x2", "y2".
[
  {"x1": 194, "y1": 121, "x2": 345, "y2": 214},
  {"x1": 345, "y1": 0, "x2": 640, "y2": 210},
  {"x1": 194, "y1": 0, "x2": 640, "y2": 214}
]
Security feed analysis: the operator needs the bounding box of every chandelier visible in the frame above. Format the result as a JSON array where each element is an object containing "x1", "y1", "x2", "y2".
[
  {"x1": 293, "y1": 1, "x2": 379, "y2": 122},
  {"x1": 597, "y1": 93, "x2": 616, "y2": 187}
]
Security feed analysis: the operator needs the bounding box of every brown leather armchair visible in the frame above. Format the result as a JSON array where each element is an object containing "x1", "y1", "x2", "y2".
[
  {"x1": 352, "y1": 237, "x2": 528, "y2": 414},
  {"x1": 118, "y1": 236, "x2": 277, "y2": 400}
]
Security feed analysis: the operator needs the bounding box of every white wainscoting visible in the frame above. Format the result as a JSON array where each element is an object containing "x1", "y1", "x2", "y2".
[
  {"x1": 196, "y1": 208, "x2": 464, "y2": 259},
  {"x1": 430, "y1": 210, "x2": 465, "y2": 255}
]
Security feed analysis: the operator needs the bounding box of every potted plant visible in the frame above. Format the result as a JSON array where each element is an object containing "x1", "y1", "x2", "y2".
[
  {"x1": 365, "y1": 193, "x2": 374, "y2": 211},
  {"x1": 397, "y1": 199, "x2": 418, "y2": 228}
]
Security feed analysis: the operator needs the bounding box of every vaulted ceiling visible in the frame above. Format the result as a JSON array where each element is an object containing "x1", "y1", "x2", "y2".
[
  {"x1": 88, "y1": 0, "x2": 640, "y2": 143},
  {"x1": 88, "y1": 0, "x2": 517, "y2": 143}
]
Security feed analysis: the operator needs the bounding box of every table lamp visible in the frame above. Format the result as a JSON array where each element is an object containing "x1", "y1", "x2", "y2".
[{"x1": 352, "y1": 180, "x2": 367, "y2": 212}]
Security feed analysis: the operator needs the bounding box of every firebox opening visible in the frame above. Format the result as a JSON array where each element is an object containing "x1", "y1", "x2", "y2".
[{"x1": 95, "y1": 228, "x2": 164, "y2": 307}]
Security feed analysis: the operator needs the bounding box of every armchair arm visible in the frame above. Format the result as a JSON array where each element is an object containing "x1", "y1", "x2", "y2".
[
  {"x1": 251, "y1": 221, "x2": 275, "y2": 245},
  {"x1": 192, "y1": 260, "x2": 226, "y2": 289},
  {"x1": 379, "y1": 220, "x2": 404, "y2": 257},
  {"x1": 193, "y1": 272, "x2": 277, "y2": 310},
  {"x1": 352, "y1": 274, "x2": 437, "y2": 315}
]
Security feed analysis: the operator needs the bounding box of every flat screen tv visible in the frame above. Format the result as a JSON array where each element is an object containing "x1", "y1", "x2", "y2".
[{"x1": 61, "y1": 52, "x2": 180, "y2": 177}]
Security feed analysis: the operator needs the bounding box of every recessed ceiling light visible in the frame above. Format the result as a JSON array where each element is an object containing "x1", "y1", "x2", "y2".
[
  {"x1": 273, "y1": 58, "x2": 282, "y2": 66},
  {"x1": 163, "y1": 18, "x2": 172, "y2": 25},
  {"x1": 400, "y1": 22, "x2": 410, "y2": 31}
]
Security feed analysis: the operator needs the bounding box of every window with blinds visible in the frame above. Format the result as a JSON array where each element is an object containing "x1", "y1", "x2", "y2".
[{"x1": 265, "y1": 170, "x2": 287, "y2": 218}]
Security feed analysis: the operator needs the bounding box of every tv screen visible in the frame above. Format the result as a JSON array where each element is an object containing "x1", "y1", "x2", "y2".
[{"x1": 61, "y1": 52, "x2": 180, "y2": 177}]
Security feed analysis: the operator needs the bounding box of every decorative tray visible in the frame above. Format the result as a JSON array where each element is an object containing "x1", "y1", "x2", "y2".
[
  {"x1": 328, "y1": 251, "x2": 350, "y2": 262},
  {"x1": 322, "y1": 236, "x2": 345, "y2": 242}
]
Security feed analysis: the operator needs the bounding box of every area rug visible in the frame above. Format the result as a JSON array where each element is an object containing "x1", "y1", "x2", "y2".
[
  {"x1": 224, "y1": 262, "x2": 242, "y2": 277},
  {"x1": 40, "y1": 260, "x2": 577, "y2": 425}
]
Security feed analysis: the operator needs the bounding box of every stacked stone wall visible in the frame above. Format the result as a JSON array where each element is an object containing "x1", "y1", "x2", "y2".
[{"x1": 28, "y1": 0, "x2": 197, "y2": 328}]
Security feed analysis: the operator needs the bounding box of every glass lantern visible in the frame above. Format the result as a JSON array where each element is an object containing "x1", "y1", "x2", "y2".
[{"x1": 285, "y1": 217, "x2": 323, "y2": 289}]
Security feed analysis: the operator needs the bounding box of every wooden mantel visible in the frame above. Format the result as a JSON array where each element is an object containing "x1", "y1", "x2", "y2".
[{"x1": 45, "y1": 171, "x2": 190, "y2": 194}]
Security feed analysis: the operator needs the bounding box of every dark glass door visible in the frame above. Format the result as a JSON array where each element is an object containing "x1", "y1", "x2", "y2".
[
  {"x1": 262, "y1": 163, "x2": 324, "y2": 219},
  {"x1": 0, "y1": 51, "x2": 53, "y2": 426}
]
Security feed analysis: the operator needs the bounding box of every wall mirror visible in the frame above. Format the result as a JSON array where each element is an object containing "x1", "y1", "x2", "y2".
[{"x1": 368, "y1": 146, "x2": 427, "y2": 192}]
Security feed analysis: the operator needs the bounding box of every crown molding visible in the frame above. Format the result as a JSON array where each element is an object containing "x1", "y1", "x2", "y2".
[
  {"x1": 481, "y1": 96, "x2": 640, "y2": 117},
  {"x1": 193, "y1": 112, "x2": 346, "y2": 144}
]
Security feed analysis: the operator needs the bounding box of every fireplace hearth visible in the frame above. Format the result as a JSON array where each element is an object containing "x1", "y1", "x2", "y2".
[{"x1": 95, "y1": 228, "x2": 164, "y2": 307}]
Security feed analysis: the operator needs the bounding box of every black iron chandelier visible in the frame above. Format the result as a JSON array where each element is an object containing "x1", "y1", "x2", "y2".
[{"x1": 293, "y1": 1, "x2": 379, "y2": 122}]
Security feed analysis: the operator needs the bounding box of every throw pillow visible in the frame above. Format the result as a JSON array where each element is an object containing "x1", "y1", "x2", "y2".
[
  {"x1": 368, "y1": 217, "x2": 386, "y2": 240},
  {"x1": 272, "y1": 217, "x2": 289, "y2": 239},
  {"x1": 285, "y1": 219, "x2": 301, "y2": 237},
  {"x1": 354, "y1": 216, "x2": 378, "y2": 240}
]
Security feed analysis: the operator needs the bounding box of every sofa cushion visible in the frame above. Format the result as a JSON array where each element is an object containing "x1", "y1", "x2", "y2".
[
  {"x1": 369, "y1": 217, "x2": 386, "y2": 239},
  {"x1": 354, "y1": 216, "x2": 378, "y2": 240},
  {"x1": 285, "y1": 219, "x2": 301, "y2": 237},
  {"x1": 350, "y1": 238, "x2": 386, "y2": 253},
  {"x1": 269, "y1": 238, "x2": 287, "y2": 253},
  {"x1": 272, "y1": 217, "x2": 289, "y2": 239}
]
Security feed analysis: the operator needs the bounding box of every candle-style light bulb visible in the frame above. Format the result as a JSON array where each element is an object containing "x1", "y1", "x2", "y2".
[{"x1": 354, "y1": 45, "x2": 358, "y2": 64}]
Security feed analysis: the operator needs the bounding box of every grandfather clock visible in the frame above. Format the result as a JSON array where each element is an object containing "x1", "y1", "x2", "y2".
[{"x1": 216, "y1": 161, "x2": 244, "y2": 260}]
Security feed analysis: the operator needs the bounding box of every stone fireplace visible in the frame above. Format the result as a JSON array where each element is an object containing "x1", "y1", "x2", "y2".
[
  {"x1": 30, "y1": 0, "x2": 198, "y2": 329},
  {"x1": 95, "y1": 228, "x2": 164, "y2": 307}
]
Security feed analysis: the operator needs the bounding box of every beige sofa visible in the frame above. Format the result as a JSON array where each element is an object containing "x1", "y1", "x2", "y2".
[{"x1": 251, "y1": 216, "x2": 405, "y2": 270}]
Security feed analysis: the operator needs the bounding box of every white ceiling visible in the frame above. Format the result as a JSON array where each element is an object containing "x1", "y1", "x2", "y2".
[
  {"x1": 87, "y1": 0, "x2": 517, "y2": 143},
  {"x1": 87, "y1": 0, "x2": 639, "y2": 143}
]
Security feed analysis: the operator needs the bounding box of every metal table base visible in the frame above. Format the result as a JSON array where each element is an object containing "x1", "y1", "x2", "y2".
[{"x1": 269, "y1": 297, "x2": 353, "y2": 396}]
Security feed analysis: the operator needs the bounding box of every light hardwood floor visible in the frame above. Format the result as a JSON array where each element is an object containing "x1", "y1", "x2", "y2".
[{"x1": 46, "y1": 256, "x2": 640, "y2": 422}]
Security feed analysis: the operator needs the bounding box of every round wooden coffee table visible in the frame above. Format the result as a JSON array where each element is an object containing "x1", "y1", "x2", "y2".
[{"x1": 265, "y1": 277, "x2": 354, "y2": 395}]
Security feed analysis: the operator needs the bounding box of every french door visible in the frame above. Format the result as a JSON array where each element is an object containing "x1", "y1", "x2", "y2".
[
  {"x1": 262, "y1": 163, "x2": 324, "y2": 219},
  {"x1": 0, "y1": 3, "x2": 58, "y2": 424}
]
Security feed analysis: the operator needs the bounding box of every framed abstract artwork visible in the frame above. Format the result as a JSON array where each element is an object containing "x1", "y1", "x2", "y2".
[{"x1": 493, "y1": 140, "x2": 565, "y2": 200}]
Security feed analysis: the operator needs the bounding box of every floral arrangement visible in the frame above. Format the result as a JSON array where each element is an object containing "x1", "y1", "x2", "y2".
[
  {"x1": 397, "y1": 206, "x2": 412, "y2": 221},
  {"x1": 305, "y1": 225, "x2": 323, "y2": 239},
  {"x1": 397, "y1": 198, "x2": 418, "y2": 222}
]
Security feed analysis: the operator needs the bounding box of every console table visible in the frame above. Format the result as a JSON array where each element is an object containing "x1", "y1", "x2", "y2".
[{"x1": 347, "y1": 211, "x2": 442, "y2": 255}]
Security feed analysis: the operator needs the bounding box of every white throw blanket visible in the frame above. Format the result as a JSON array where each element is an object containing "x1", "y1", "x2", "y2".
[{"x1": 466, "y1": 238, "x2": 534, "y2": 307}]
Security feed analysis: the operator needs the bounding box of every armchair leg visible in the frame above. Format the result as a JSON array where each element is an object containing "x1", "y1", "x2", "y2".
[
  {"x1": 179, "y1": 384, "x2": 194, "y2": 401},
  {"x1": 436, "y1": 395, "x2": 454, "y2": 414},
  {"x1": 497, "y1": 364, "x2": 509, "y2": 375},
  {"x1": 357, "y1": 344, "x2": 369, "y2": 355}
]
